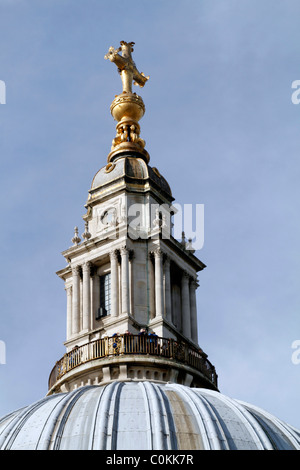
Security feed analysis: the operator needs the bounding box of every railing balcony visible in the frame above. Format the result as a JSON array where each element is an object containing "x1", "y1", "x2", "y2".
[{"x1": 48, "y1": 334, "x2": 218, "y2": 390}]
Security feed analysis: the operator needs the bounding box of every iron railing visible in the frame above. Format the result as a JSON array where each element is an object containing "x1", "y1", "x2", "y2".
[{"x1": 48, "y1": 334, "x2": 217, "y2": 390}]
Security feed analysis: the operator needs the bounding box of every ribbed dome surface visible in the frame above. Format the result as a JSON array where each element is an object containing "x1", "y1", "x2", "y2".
[
  {"x1": 0, "y1": 382, "x2": 299, "y2": 450},
  {"x1": 91, "y1": 156, "x2": 172, "y2": 197}
]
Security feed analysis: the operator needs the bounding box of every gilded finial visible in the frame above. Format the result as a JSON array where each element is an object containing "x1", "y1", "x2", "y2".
[
  {"x1": 105, "y1": 41, "x2": 150, "y2": 164},
  {"x1": 104, "y1": 41, "x2": 149, "y2": 93}
]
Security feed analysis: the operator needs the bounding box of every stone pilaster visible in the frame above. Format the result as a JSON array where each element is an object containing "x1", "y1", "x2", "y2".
[
  {"x1": 148, "y1": 251, "x2": 155, "y2": 320},
  {"x1": 164, "y1": 256, "x2": 172, "y2": 322},
  {"x1": 121, "y1": 246, "x2": 130, "y2": 314},
  {"x1": 71, "y1": 265, "x2": 81, "y2": 335},
  {"x1": 66, "y1": 286, "x2": 72, "y2": 340},
  {"x1": 190, "y1": 278, "x2": 199, "y2": 344},
  {"x1": 129, "y1": 249, "x2": 134, "y2": 317},
  {"x1": 92, "y1": 272, "x2": 100, "y2": 322},
  {"x1": 82, "y1": 262, "x2": 91, "y2": 331},
  {"x1": 154, "y1": 248, "x2": 164, "y2": 319},
  {"x1": 181, "y1": 271, "x2": 191, "y2": 339},
  {"x1": 109, "y1": 250, "x2": 119, "y2": 317}
]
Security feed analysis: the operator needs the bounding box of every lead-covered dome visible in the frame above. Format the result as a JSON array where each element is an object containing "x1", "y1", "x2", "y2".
[
  {"x1": 90, "y1": 155, "x2": 173, "y2": 199},
  {"x1": 0, "y1": 382, "x2": 299, "y2": 450}
]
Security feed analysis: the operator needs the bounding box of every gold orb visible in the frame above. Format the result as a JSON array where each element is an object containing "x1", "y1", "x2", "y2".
[{"x1": 110, "y1": 92, "x2": 145, "y2": 123}]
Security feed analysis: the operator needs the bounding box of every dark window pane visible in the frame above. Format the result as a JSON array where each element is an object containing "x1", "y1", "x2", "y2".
[{"x1": 99, "y1": 272, "x2": 111, "y2": 316}]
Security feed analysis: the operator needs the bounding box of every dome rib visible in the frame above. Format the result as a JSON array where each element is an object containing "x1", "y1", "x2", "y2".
[
  {"x1": 87, "y1": 382, "x2": 120, "y2": 450},
  {"x1": 154, "y1": 383, "x2": 178, "y2": 449},
  {"x1": 166, "y1": 384, "x2": 220, "y2": 450},
  {"x1": 137, "y1": 382, "x2": 154, "y2": 449},
  {"x1": 0, "y1": 382, "x2": 299, "y2": 450},
  {"x1": 141, "y1": 382, "x2": 176, "y2": 450},
  {"x1": 191, "y1": 392, "x2": 231, "y2": 450},
  {"x1": 238, "y1": 401, "x2": 300, "y2": 451},
  {"x1": 222, "y1": 396, "x2": 273, "y2": 450},
  {"x1": 89, "y1": 384, "x2": 109, "y2": 450},
  {"x1": 200, "y1": 390, "x2": 268, "y2": 450},
  {"x1": 52, "y1": 386, "x2": 94, "y2": 450},
  {"x1": 0, "y1": 395, "x2": 59, "y2": 450},
  {"x1": 36, "y1": 390, "x2": 82, "y2": 450},
  {"x1": 107, "y1": 382, "x2": 124, "y2": 450},
  {"x1": 197, "y1": 390, "x2": 267, "y2": 450}
]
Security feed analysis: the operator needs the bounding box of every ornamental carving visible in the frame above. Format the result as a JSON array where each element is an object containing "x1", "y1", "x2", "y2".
[
  {"x1": 105, "y1": 41, "x2": 150, "y2": 164},
  {"x1": 108, "y1": 335, "x2": 122, "y2": 355},
  {"x1": 109, "y1": 249, "x2": 119, "y2": 261},
  {"x1": 120, "y1": 245, "x2": 129, "y2": 256},
  {"x1": 111, "y1": 122, "x2": 145, "y2": 151},
  {"x1": 82, "y1": 222, "x2": 91, "y2": 241},
  {"x1": 153, "y1": 247, "x2": 164, "y2": 258},
  {"x1": 71, "y1": 227, "x2": 81, "y2": 246},
  {"x1": 72, "y1": 265, "x2": 81, "y2": 276},
  {"x1": 82, "y1": 261, "x2": 92, "y2": 274}
]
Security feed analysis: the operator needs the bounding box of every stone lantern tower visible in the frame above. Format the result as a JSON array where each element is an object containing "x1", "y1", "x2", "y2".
[
  {"x1": 1, "y1": 42, "x2": 299, "y2": 452},
  {"x1": 48, "y1": 41, "x2": 217, "y2": 396}
]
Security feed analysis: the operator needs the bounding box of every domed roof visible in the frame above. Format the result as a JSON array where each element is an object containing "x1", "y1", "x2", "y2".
[
  {"x1": 90, "y1": 155, "x2": 172, "y2": 199},
  {"x1": 0, "y1": 382, "x2": 299, "y2": 450}
]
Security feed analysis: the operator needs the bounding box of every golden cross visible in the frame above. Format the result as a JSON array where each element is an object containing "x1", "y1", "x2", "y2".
[{"x1": 105, "y1": 41, "x2": 149, "y2": 93}]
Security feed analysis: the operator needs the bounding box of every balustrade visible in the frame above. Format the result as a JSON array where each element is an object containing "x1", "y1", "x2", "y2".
[{"x1": 48, "y1": 334, "x2": 217, "y2": 390}]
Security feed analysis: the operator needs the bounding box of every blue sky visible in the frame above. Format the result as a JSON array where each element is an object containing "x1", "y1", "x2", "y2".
[{"x1": 0, "y1": 0, "x2": 299, "y2": 429}]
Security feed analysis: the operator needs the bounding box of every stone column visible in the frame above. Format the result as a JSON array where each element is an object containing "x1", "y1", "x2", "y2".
[
  {"x1": 110, "y1": 250, "x2": 119, "y2": 317},
  {"x1": 121, "y1": 246, "x2": 130, "y2": 314},
  {"x1": 129, "y1": 250, "x2": 134, "y2": 316},
  {"x1": 181, "y1": 271, "x2": 191, "y2": 339},
  {"x1": 82, "y1": 262, "x2": 91, "y2": 332},
  {"x1": 154, "y1": 248, "x2": 164, "y2": 319},
  {"x1": 190, "y1": 278, "x2": 199, "y2": 344},
  {"x1": 148, "y1": 252, "x2": 155, "y2": 320},
  {"x1": 66, "y1": 286, "x2": 72, "y2": 340},
  {"x1": 118, "y1": 261, "x2": 122, "y2": 315},
  {"x1": 92, "y1": 272, "x2": 100, "y2": 322},
  {"x1": 72, "y1": 266, "x2": 81, "y2": 335},
  {"x1": 164, "y1": 256, "x2": 172, "y2": 322}
]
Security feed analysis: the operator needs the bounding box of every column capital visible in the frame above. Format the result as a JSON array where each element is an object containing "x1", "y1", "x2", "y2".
[
  {"x1": 109, "y1": 249, "x2": 119, "y2": 261},
  {"x1": 120, "y1": 245, "x2": 129, "y2": 256},
  {"x1": 182, "y1": 270, "x2": 190, "y2": 281},
  {"x1": 72, "y1": 265, "x2": 81, "y2": 276},
  {"x1": 153, "y1": 247, "x2": 164, "y2": 258},
  {"x1": 82, "y1": 261, "x2": 92, "y2": 273}
]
